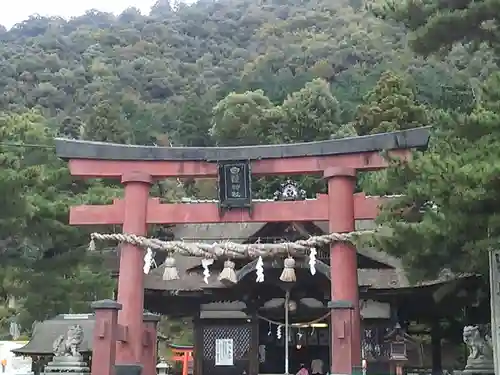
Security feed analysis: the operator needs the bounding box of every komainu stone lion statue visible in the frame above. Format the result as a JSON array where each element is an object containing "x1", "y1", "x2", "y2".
[
  {"x1": 52, "y1": 324, "x2": 85, "y2": 358},
  {"x1": 463, "y1": 325, "x2": 493, "y2": 370}
]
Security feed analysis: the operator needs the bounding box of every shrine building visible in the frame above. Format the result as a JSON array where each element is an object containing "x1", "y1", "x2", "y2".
[{"x1": 141, "y1": 217, "x2": 484, "y2": 375}]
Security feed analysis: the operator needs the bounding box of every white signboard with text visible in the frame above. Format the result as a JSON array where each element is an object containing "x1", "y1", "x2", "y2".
[{"x1": 215, "y1": 339, "x2": 234, "y2": 366}]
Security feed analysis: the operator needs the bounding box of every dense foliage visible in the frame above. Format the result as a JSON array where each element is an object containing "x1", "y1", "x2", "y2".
[
  {"x1": 0, "y1": 0, "x2": 498, "y2": 338},
  {"x1": 366, "y1": 0, "x2": 500, "y2": 280},
  {"x1": 375, "y1": 0, "x2": 500, "y2": 57},
  {"x1": 0, "y1": 111, "x2": 117, "y2": 337}
]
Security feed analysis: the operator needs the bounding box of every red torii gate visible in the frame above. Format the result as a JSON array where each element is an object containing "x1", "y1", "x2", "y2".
[{"x1": 55, "y1": 127, "x2": 429, "y2": 375}]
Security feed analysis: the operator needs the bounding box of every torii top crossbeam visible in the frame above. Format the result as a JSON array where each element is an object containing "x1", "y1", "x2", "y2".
[{"x1": 55, "y1": 127, "x2": 430, "y2": 178}]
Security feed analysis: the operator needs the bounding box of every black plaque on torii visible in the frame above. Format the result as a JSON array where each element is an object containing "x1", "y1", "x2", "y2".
[{"x1": 217, "y1": 160, "x2": 252, "y2": 213}]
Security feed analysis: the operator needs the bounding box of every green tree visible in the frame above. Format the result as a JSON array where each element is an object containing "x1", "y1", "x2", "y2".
[
  {"x1": 375, "y1": 0, "x2": 500, "y2": 57},
  {"x1": 15, "y1": 255, "x2": 114, "y2": 331},
  {"x1": 0, "y1": 111, "x2": 67, "y2": 258},
  {"x1": 211, "y1": 79, "x2": 355, "y2": 146},
  {"x1": 59, "y1": 116, "x2": 84, "y2": 139},
  {"x1": 210, "y1": 90, "x2": 275, "y2": 146},
  {"x1": 279, "y1": 78, "x2": 355, "y2": 142},
  {"x1": 354, "y1": 71, "x2": 428, "y2": 135},
  {"x1": 84, "y1": 101, "x2": 132, "y2": 143},
  {"x1": 0, "y1": 110, "x2": 118, "y2": 332},
  {"x1": 373, "y1": 73, "x2": 500, "y2": 278}
]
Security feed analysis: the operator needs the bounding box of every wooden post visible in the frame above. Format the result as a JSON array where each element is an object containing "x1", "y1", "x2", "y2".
[
  {"x1": 430, "y1": 320, "x2": 442, "y2": 375},
  {"x1": 91, "y1": 300, "x2": 122, "y2": 375},
  {"x1": 116, "y1": 171, "x2": 152, "y2": 364},
  {"x1": 142, "y1": 313, "x2": 161, "y2": 375},
  {"x1": 324, "y1": 167, "x2": 360, "y2": 374}
]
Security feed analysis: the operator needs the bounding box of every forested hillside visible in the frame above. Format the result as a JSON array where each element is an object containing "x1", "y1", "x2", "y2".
[
  {"x1": 0, "y1": 0, "x2": 495, "y2": 145},
  {"x1": 0, "y1": 0, "x2": 498, "y2": 338}
]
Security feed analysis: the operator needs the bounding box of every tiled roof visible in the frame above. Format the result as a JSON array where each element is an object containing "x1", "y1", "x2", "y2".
[
  {"x1": 12, "y1": 314, "x2": 95, "y2": 355},
  {"x1": 144, "y1": 219, "x2": 413, "y2": 292}
]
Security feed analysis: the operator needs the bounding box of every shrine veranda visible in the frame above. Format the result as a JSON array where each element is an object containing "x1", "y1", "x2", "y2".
[{"x1": 53, "y1": 127, "x2": 485, "y2": 375}]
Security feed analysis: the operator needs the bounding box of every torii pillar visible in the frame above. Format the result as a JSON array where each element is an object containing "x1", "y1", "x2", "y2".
[
  {"x1": 325, "y1": 167, "x2": 360, "y2": 374},
  {"x1": 116, "y1": 171, "x2": 152, "y2": 364}
]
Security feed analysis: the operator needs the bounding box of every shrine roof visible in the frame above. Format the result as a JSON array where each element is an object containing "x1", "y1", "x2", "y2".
[
  {"x1": 172, "y1": 222, "x2": 265, "y2": 242},
  {"x1": 55, "y1": 127, "x2": 430, "y2": 161},
  {"x1": 143, "y1": 219, "x2": 482, "y2": 294},
  {"x1": 12, "y1": 314, "x2": 94, "y2": 355},
  {"x1": 143, "y1": 219, "x2": 411, "y2": 292},
  {"x1": 144, "y1": 263, "x2": 410, "y2": 291}
]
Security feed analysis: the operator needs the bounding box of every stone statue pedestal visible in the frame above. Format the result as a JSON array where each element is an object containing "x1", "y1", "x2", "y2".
[
  {"x1": 462, "y1": 358, "x2": 494, "y2": 375},
  {"x1": 462, "y1": 368, "x2": 494, "y2": 375},
  {"x1": 45, "y1": 355, "x2": 90, "y2": 375}
]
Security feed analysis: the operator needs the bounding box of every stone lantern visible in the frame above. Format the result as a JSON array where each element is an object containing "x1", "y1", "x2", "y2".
[
  {"x1": 156, "y1": 360, "x2": 171, "y2": 375},
  {"x1": 384, "y1": 323, "x2": 409, "y2": 375}
]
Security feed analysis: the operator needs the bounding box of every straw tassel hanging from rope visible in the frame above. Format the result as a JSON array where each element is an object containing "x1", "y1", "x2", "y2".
[
  {"x1": 280, "y1": 257, "x2": 296, "y2": 282},
  {"x1": 162, "y1": 255, "x2": 180, "y2": 281},
  {"x1": 219, "y1": 259, "x2": 237, "y2": 286}
]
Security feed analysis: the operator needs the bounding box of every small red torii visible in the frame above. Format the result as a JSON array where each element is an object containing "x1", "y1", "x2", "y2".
[{"x1": 55, "y1": 127, "x2": 430, "y2": 375}]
